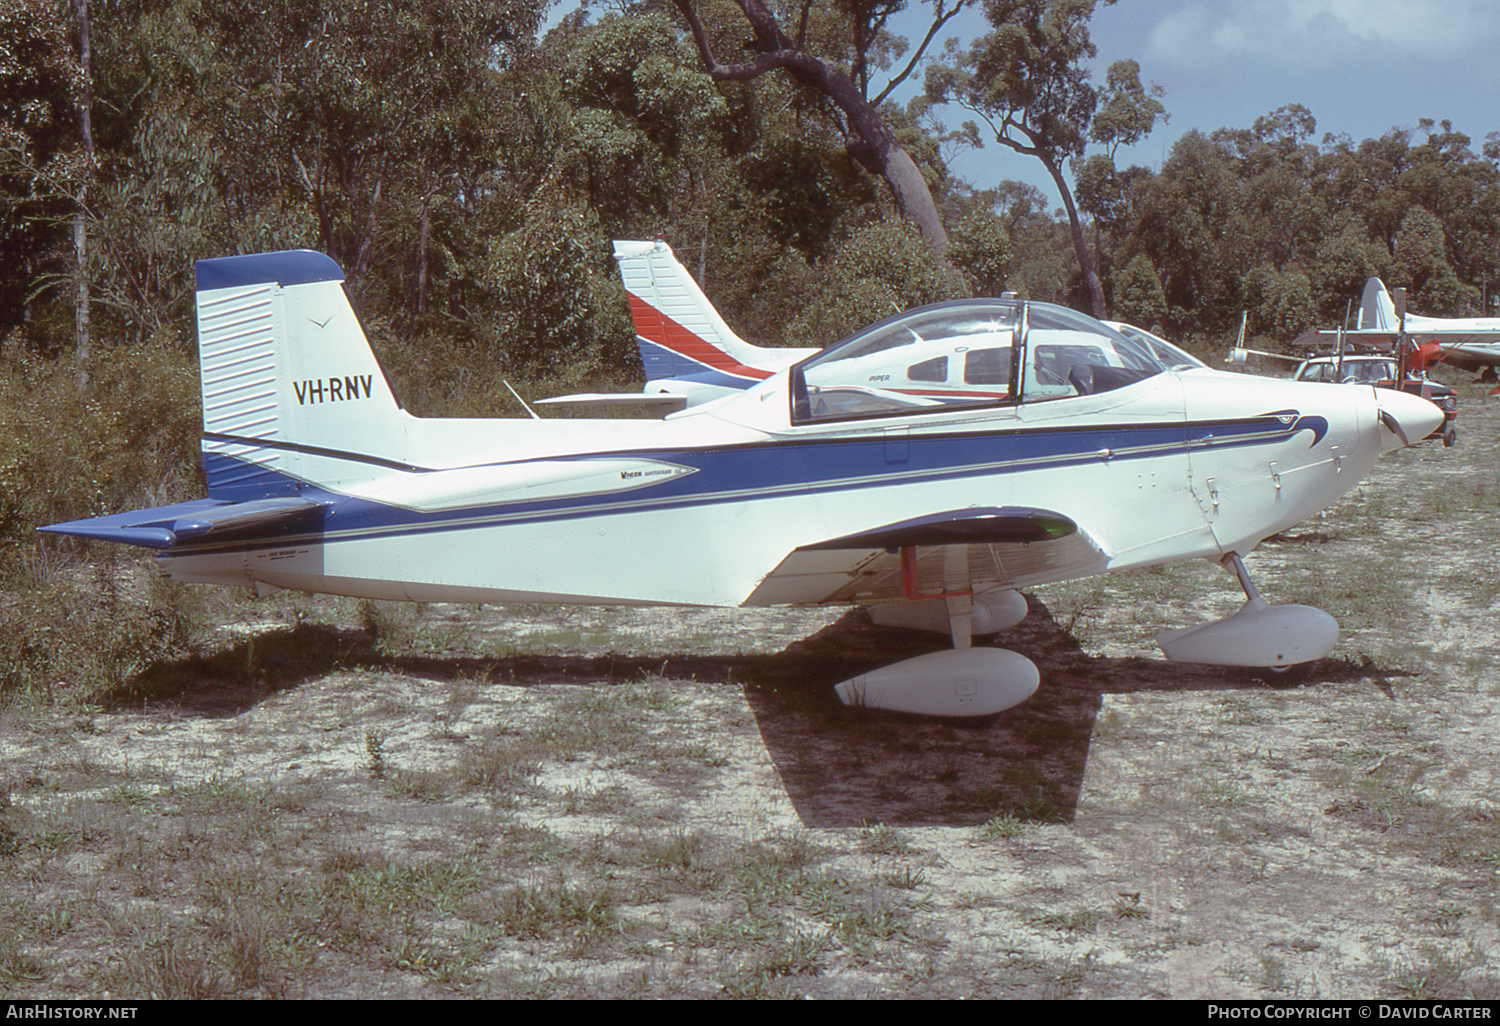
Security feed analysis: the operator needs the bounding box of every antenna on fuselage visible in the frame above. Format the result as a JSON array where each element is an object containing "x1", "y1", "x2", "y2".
[{"x1": 504, "y1": 380, "x2": 541, "y2": 420}]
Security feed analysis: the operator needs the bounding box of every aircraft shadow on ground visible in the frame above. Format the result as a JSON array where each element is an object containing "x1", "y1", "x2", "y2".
[{"x1": 115, "y1": 596, "x2": 1406, "y2": 830}]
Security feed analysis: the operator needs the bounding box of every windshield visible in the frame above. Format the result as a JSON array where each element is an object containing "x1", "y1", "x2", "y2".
[
  {"x1": 1298, "y1": 359, "x2": 1396, "y2": 383},
  {"x1": 1109, "y1": 323, "x2": 1208, "y2": 370},
  {"x1": 791, "y1": 299, "x2": 1165, "y2": 423}
]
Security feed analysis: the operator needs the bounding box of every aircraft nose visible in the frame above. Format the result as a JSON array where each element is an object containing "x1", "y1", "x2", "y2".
[{"x1": 1377, "y1": 387, "x2": 1445, "y2": 452}]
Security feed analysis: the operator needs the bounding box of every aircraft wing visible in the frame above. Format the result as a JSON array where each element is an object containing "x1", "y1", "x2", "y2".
[
  {"x1": 39, "y1": 497, "x2": 328, "y2": 549},
  {"x1": 1288, "y1": 328, "x2": 1399, "y2": 349},
  {"x1": 743, "y1": 506, "x2": 1108, "y2": 606},
  {"x1": 534, "y1": 393, "x2": 690, "y2": 414},
  {"x1": 1291, "y1": 327, "x2": 1500, "y2": 355}
]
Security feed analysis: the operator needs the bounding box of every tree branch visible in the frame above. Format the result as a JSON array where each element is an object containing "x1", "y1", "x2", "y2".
[{"x1": 872, "y1": 0, "x2": 969, "y2": 107}]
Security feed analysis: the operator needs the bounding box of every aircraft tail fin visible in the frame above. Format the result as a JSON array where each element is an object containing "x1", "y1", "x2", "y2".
[
  {"x1": 194, "y1": 250, "x2": 408, "y2": 500},
  {"x1": 1359, "y1": 277, "x2": 1398, "y2": 332},
  {"x1": 612, "y1": 240, "x2": 808, "y2": 385}
]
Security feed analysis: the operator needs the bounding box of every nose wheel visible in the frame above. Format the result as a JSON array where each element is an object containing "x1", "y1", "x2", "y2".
[{"x1": 1156, "y1": 552, "x2": 1339, "y2": 670}]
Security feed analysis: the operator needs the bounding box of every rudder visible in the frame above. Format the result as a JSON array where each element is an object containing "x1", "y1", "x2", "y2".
[
  {"x1": 612, "y1": 240, "x2": 812, "y2": 384},
  {"x1": 195, "y1": 250, "x2": 408, "y2": 498}
]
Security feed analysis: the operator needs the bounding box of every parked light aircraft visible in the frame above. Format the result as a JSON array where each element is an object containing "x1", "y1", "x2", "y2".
[
  {"x1": 539, "y1": 240, "x2": 817, "y2": 414},
  {"x1": 39, "y1": 246, "x2": 1444, "y2": 718},
  {"x1": 545, "y1": 241, "x2": 1215, "y2": 412},
  {"x1": 1294, "y1": 277, "x2": 1500, "y2": 382}
]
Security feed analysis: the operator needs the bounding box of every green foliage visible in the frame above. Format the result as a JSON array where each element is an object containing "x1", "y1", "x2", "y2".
[
  {"x1": 785, "y1": 218, "x2": 970, "y2": 345},
  {"x1": 1116, "y1": 112, "x2": 1500, "y2": 338},
  {"x1": 1244, "y1": 264, "x2": 1316, "y2": 340},
  {"x1": 472, "y1": 195, "x2": 630, "y2": 375},
  {"x1": 737, "y1": 135, "x2": 878, "y2": 262},
  {"x1": 0, "y1": 338, "x2": 200, "y2": 539},
  {"x1": 7, "y1": 0, "x2": 1500, "y2": 414},
  {"x1": 948, "y1": 207, "x2": 1014, "y2": 296},
  {"x1": 1392, "y1": 207, "x2": 1477, "y2": 315},
  {"x1": 0, "y1": 558, "x2": 200, "y2": 705},
  {"x1": 0, "y1": 0, "x2": 86, "y2": 338},
  {"x1": 1112, "y1": 253, "x2": 1166, "y2": 328}
]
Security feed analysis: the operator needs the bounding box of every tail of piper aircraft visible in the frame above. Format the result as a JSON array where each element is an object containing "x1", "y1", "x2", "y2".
[{"x1": 612, "y1": 240, "x2": 814, "y2": 387}]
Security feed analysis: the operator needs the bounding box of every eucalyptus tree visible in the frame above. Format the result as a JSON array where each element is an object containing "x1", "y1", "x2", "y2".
[
  {"x1": 924, "y1": 0, "x2": 1166, "y2": 317},
  {"x1": 0, "y1": 0, "x2": 84, "y2": 343},
  {"x1": 199, "y1": 0, "x2": 546, "y2": 308},
  {"x1": 669, "y1": 0, "x2": 971, "y2": 258}
]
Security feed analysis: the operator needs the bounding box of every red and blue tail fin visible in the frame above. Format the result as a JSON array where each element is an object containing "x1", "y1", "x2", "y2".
[{"x1": 613, "y1": 240, "x2": 815, "y2": 390}]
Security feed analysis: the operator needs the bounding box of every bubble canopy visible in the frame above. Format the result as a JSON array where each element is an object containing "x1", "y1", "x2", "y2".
[{"x1": 789, "y1": 299, "x2": 1167, "y2": 423}]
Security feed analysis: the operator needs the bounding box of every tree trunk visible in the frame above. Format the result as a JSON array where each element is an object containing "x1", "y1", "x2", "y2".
[
  {"x1": 1044, "y1": 159, "x2": 1106, "y2": 318},
  {"x1": 673, "y1": 0, "x2": 952, "y2": 260},
  {"x1": 73, "y1": 0, "x2": 94, "y2": 380},
  {"x1": 881, "y1": 147, "x2": 948, "y2": 258}
]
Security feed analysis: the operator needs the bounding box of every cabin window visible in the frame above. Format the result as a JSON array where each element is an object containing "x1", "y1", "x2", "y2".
[
  {"x1": 907, "y1": 356, "x2": 948, "y2": 382},
  {"x1": 790, "y1": 299, "x2": 1164, "y2": 423},
  {"x1": 963, "y1": 349, "x2": 1010, "y2": 385}
]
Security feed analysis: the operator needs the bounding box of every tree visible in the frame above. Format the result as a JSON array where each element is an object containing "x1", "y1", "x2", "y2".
[
  {"x1": 1073, "y1": 58, "x2": 1163, "y2": 300},
  {"x1": 926, "y1": 0, "x2": 1168, "y2": 317},
  {"x1": 1112, "y1": 253, "x2": 1164, "y2": 328},
  {"x1": 1391, "y1": 206, "x2": 1473, "y2": 314},
  {"x1": 0, "y1": 0, "x2": 84, "y2": 343},
  {"x1": 784, "y1": 216, "x2": 966, "y2": 343},
  {"x1": 670, "y1": 0, "x2": 969, "y2": 258},
  {"x1": 948, "y1": 206, "x2": 1013, "y2": 295},
  {"x1": 70, "y1": 0, "x2": 93, "y2": 370}
]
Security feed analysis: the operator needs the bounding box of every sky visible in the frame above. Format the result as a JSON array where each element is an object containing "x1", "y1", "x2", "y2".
[{"x1": 926, "y1": 0, "x2": 1500, "y2": 203}]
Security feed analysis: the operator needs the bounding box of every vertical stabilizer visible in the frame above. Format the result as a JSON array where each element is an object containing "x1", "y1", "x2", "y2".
[
  {"x1": 1358, "y1": 277, "x2": 1398, "y2": 333},
  {"x1": 194, "y1": 250, "x2": 407, "y2": 498},
  {"x1": 612, "y1": 240, "x2": 812, "y2": 384}
]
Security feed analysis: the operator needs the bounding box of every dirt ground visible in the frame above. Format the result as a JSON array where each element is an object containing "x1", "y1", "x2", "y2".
[{"x1": 4, "y1": 379, "x2": 1500, "y2": 999}]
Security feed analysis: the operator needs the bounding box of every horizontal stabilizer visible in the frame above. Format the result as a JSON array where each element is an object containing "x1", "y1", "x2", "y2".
[
  {"x1": 40, "y1": 497, "x2": 327, "y2": 550},
  {"x1": 534, "y1": 392, "x2": 689, "y2": 414}
]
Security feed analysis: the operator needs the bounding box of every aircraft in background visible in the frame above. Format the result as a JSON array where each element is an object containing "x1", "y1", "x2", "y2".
[
  {"x1": 539, "y1": 240, "x2": 816, "y2": 415},
  {"x1": 1293, "y1": 277, "x2": 1500, "y2": 386},
  {"x1": 39, "y1": 247, "x2": 1442, "y2": 718}
]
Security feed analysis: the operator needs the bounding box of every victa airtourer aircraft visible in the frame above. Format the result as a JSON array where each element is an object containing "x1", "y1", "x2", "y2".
[{"x1": 40, "y1": 244, "x2": 1443, "y2": 717}]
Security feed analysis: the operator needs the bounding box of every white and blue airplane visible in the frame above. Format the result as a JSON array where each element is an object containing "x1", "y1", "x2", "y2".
[{"x1": 39, "y1": 245, "x2": 1443, "y2": 718}]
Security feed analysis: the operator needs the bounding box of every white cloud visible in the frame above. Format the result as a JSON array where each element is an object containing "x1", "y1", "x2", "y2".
[{"x1": 1146, "y1": 0, "x2": 1500, "y2": 67}]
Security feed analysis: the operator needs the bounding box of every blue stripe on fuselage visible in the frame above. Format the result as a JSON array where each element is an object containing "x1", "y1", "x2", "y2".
[{"x1": 183, "y1": 411, "x2": 1314, "y2": 555}]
